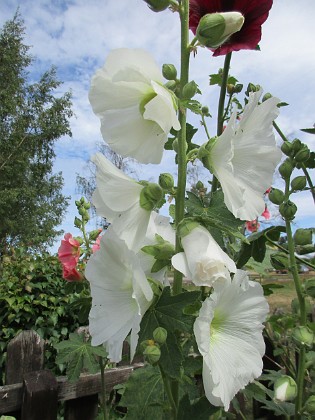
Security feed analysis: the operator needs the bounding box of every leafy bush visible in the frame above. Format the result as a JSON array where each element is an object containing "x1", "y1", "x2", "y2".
[{"x1": 0, "y1": 247, "x2": 89, "y2": 384}]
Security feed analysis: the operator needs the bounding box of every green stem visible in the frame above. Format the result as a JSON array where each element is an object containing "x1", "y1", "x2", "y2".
[
  {"x1": 173, "y1": 0, "x2": 190, "y2": 296},
  {"x1": 283, "y1": 181, "x2": 307, "y2": 418},
  {"x1": 301, "y1": 163, "x2": 315, "y2": 204},
  {"x1": 201, "y1": 114, "x2": 211, "y2": 141},
  {"x1": 211, "y1": 52, "x2": 232, "y2": 194},
  {"x1": 273, "y1": 120, "x2": 288, "y2": 143},
  {"x1": 159, "y1": 365, "x2": 177, "y2": 419},
  {"x1": 99, "y1": 357, "x2": 109, "y2": 420}
]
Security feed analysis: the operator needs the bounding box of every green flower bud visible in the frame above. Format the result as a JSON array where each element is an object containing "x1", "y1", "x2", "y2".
[
  {"x1": 159, "y1": 173, "x2": 174, "y2": 190},
  {"x1": 182, "y1": 80, "x2": 199, "y2": 99},
  {"x1": 296, "y1": 244, "x2": 315, "y2": 255},
  {"x1": 74, "y1": 236, "x2": 84, "y2": 245},
  {"x1": 82, "y1": 209, "x2": 90, "y2": 221},
  {"x1": 74, "y1": 217, "x2": 82, "y2": 228},
  {"x1": 234, "y1": 83, "x2": 243, "y2": 93},
  {"x1": 196, "y1": 180, "x2": 204, "y2": 190},
  {"x1": 305, "y1": 278, "x2": 315, "y2": 298},
  {"x1": 143, "y1": 345, "x2": 161, "y2": 364},
  {"x1": 172, "y1": 138, "x2": 179, "y2": 153},
  {"x1": 164, "y1": 80, "x2": 177, "y2": 91},
  {"x1": 291, "y1": 139, "x2": 302, "y2": 153},
  {"x1": 246, "y1": 82, "x2": 257, "y2": 95},
  {"x1": 226, "y1": 84, "x2": 235, "y2": 94},
  {"x1": 274, "y1": 376, "x2": 297, "y2": 402},
  {"x1": 291, "y1": 176, "x2": 307, "y2": 191},
  {"x1": 162, "y1": 64, "x2": 177, "y2": 80},
  {"x1": 279, "y1": 200, "x2": 297, "y2": 220},
  {"x1": 268, "y1": 188, "x2": 285, "y2": 205},
  {"x1": 304, "y1": 395, "x2": 315, "y2": 415},
  {"x1": 196, "y1": 12, "x2": 244, "y2": 48},
  {"x1": 89, "y1": 229, "x2": 102, "y2": 241},
  {"x1": 83, "y1": 201, "x2": 91, "y2": 209},
  {"x1": 153, "y1": 327, "x2": 167, "y2": 344},
  {"x1": 262, "y1": 92, "x2": 272, "y2": 102},
  {"x1": 201, "y1": 106, "x2": 210, "y2": 116},
  {"x1": 278, "y1": 158, "x2": 295, "y2": 179},
  {"x1": 75, "y1": 200, "x2": 81, "y2": 208},
  {"x1": 143, "y1": 0, "x2": 170, "y2": 12},
  {"x1": 294, "y1": 146, "x2": 310, "y2": 163},
  {"x1": 293, "y1": 228, "x2": 312, "y2": 246},
  {"x1": 281, "y1": 142, "x2": 293, "y2": 156},
  {"x1": 140, "y1": 183, "x2": 163, "y2": 211},
  {"x1": 140, "y1": 339, "x2": 155, "y2": 351},
  {"x1": 292, "y1": 326, "x2": 314, "y2": 347},
  {"x1": 270, "y1": 252, "x2": 289, "y2": 271},
  {"x1": 177, "y1": 219, "x2": 200, "y2": 238}
]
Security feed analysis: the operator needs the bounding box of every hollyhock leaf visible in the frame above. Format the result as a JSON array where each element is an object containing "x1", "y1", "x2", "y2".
[
  {"x1": 301, "y1": 127, "x2": 315, "y2": 135},
  {"x1": 119, "y1": 365, "x2": 165, "y2": 418},
  {"x1": 178, "y1": 394, "x2": 219, "y2": 420}
]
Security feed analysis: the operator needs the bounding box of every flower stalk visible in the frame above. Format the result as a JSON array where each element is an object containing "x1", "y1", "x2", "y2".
[
  {"x1": 211, "y1": 51, "x2": 232, "y2": 194},
  {"x1": 173, "y1": 0, "x2": 191, "y2": 296}
]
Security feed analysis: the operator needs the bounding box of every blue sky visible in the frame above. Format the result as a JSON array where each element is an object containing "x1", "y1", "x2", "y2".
[{"x1": 1, "y1": 0, "x2": 314, "y2": 251}]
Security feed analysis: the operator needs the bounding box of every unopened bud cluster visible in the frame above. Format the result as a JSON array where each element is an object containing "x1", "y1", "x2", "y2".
[
  {"x1": 141, "y1": 327, "x2": 168, "y2": 364},
  {"x1": 75, "y1": 197, "x2": 90, "y2": 226}
]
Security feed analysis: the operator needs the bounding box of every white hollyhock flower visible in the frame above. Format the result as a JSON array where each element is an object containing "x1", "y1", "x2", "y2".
[
  {"x1": 89, "y1": 48, "x2": 180, "y2": 164},
  {"x1": 85, "y1": 228, "x2": 153, "y2": 363},
  {"x1": 194, "y1": 270, "x2": 269, "y2": 411},
  {"x1": 204, "y1": 90, "x2": 282, "y2": 220},
  {"x1": 171, "y1": 224, "x2": 236, "y2": 287},
  {"x1": 92, "y1": 153, "x2": 153, "y2": 251},
  {"x1": 138, "y1": 211, "x2": 175, "y2": 285}
]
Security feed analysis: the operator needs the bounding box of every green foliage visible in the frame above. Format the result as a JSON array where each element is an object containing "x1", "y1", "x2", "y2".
[
  {"x1": 0, "y1": 13, "x2": 73, "y2": 252},
  {"x1": 55, "y1": 332, "x2": 107, "y2": 382},
  {"x1": 178, "y1": 394, "x2": 219, "y2": 419},
  {"x1": 139, "y1": 287, "x2": 200, "y2": 379},
  {"x1": 0, "y1": 248, "x2": 88, "y2": 383},
  {"x1": 119, "y1": 365, "x2": 166, "y2": 419}
]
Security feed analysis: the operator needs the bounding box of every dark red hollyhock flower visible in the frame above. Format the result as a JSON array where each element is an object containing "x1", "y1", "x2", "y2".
[{"x1": 189, "y1": 0, "x2": 273, "y2": 56}]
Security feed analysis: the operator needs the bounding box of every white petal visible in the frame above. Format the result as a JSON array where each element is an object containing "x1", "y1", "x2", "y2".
[
  {"x1": 194, "y1": 269, "x2": 269, "y2": 411},
  {"x1": 171, "y1": 252, "x2": 192, "y2": 279},
  {"x1": 85, "y1": 230, "x2": 153, "y2": 362}
]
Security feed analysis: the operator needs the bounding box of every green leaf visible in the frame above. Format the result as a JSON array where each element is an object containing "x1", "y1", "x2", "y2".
[
  {"x1": 119, "y1": 365, "x2": 165, "y2": 419},
  {"x1": 185, "y1": 190, "x2": 247, "y2": 243},
  {"x1": 55, "y1": 332, "x2": 107, "y2": 382},
  {"x1": 139, "y1": 287, "x2": 200, "y2": 378},
  {"x1": 178, "y1": 394, "x2": 220, "y2": 419},
  {"x1": 301, "y1": 127, "x2": 315, "y2": 135},
  {"x1": 237, "y1": 226, "x2": 286, "y2": 268}
]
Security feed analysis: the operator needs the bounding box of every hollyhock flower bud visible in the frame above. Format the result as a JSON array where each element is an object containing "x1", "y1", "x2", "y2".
[
  {"x1": 182, "y1": 80, "x2": 199, "y2": 99},
  {"x1": 140, "y1": 183, "x2": 164, "y2": 210},
  {"x1": 279, "y1": 200, "x2": 297, "y2": 220},
  {"x1": 291, "y1": 176, "x2": 307, "y2": 191},
  {"x1": 159, "y1": 173, "x2": 174, "y2": 190},
  {"x1": 293, "y1": 228, "x2": 312, "y2": 246},
  {"x1": 162, "y1": 64, "x2": 177, "y2": 80},
  {"x1": 274, "y1": 376, "x2": 297, "y2": 402},
  {"x1": 143, "y1": 345, "x2": 161, "y2": 364},
  {"x1": 292, "y1": 326, "x2": 314, "y2": 347},
  {"x1": 291, "y1": 139, "x2": 303, "y2": 154},
  {"x1": 196, "y1": 12, "x2": 244, "y2": 48},
  {"x1": 262, "y1": 92, "x2": 272, "y2": 102},
  {"x1": 153, "y1": 327, "x2": 167, "y2": 344},
  {"x1": 268, "y1": 188, "x2": 285, "y2": 205},
  {"x1": 294, "y1": 146, "x2": 310, "y2": 163},
  {"x1": 278, "y1": 158, "x2": 295, "y2": 180},
  {"x1": 281, "y1": 142, "x2": 293, "y2": 156},
  {"x1": 143, "y1": 0, "x2": 170, "y2": 12}
]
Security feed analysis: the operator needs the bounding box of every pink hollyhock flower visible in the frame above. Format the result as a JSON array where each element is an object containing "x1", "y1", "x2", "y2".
[
  {"x1": 189, "y1": 0, "x2": 273, "y2": 56},
  {"x1": 264, "y1": 187, "x2": 271, "y2": 195},
  {"x1": 62, "y1": 266, "x2": 84, "y2": 282},
  {"x1": 246, "y1": 220, "x2": 260, "y2": 232},
  {"x1": 261, "y1": 207, "x2": 271, "y2": 220},
  {"x1": 92, "y1": 236, "x2": 101, "y2": 253},
  {"x1": 58, "y1": 233, "x2": 81, "y2": 269}
]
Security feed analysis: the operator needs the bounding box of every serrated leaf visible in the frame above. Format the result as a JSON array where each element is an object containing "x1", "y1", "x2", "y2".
[
  {"x1": 138, "y1": 288, "x2": 200, "y2": 378},
  {"x1": 182, "y1": 99, "x2": 203, "y2": 115},
  {"x1": 209, "y1": 73, "x2": 222, "y2": 86},
  {"x1": 55, "y1": 332, "x2": 107, "y2": 382},
  {"x1": 185, "y1": 190, "x2": 247, "y2": 243},
  {"x1": 119, "y1": 365, "x2": 165, "y2": 419}
]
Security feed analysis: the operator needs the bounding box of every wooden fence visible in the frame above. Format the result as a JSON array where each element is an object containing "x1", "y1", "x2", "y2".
[{"x1": 0, "y1": 330, "x2": 143, "y2": 419}]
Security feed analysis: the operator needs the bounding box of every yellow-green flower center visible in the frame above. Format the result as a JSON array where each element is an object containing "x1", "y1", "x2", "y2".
[{"x1": 139, "y1": 90, "x2": 157, "y2": 115}]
